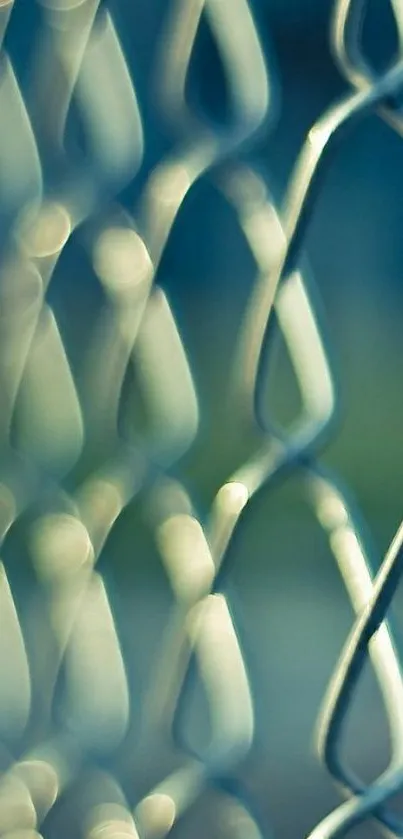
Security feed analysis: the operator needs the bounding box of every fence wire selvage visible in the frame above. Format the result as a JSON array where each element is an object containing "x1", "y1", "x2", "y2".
[{"x1": 0, "y1": 1, "x2": 402, "y2": 838}]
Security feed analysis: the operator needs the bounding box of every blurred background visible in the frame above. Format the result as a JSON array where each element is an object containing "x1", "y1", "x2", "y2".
[{"x1": 2, "y1": 0, "x2": 403, "y2": 837}]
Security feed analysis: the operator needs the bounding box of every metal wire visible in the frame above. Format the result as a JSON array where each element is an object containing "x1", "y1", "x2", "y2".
[{"x1": 0, "y1": 0, "x2": 401, "y2": 837}]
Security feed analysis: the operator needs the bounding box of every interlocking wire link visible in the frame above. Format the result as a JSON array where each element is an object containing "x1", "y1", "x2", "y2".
[{"x1": 0, "y1": 0, "x2": 402, "y2": 837}]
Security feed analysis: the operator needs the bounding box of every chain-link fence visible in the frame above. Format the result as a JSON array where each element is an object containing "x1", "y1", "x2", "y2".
[{"x1": 0, "y1": 0, "x2": 402, "y2": 837}]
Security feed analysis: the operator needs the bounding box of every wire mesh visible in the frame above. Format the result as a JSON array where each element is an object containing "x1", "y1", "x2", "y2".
[{"x1": 0, "y1": 0, "x2": 402, "y2": 837}]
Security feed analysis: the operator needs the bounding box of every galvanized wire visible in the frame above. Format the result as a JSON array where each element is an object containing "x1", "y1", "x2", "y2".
[{"x1": 0, "y1": 0, "x2": 401, "y2": 838}]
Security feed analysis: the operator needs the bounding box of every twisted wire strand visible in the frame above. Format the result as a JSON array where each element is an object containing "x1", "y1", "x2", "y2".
[{"x1": 0, "y1": 1, "x2": 272, "y2": 837}]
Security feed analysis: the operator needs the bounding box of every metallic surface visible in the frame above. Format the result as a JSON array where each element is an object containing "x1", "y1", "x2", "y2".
[{"x1": 0, "y1": 0, "x2": 401, "y2": 837}]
